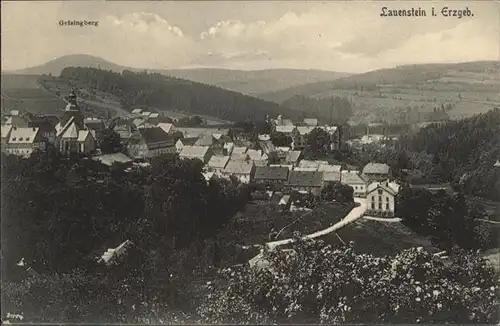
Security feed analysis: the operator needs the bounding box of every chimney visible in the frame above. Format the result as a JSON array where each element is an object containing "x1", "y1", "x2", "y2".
[{"x1": 33, "y1": 127, "x2": 36, "y2": 131}]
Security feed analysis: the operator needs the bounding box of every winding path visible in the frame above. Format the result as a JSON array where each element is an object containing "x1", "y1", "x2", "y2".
[{"x1": 266, "y1": 198, "x2": 368, "y2": 250}]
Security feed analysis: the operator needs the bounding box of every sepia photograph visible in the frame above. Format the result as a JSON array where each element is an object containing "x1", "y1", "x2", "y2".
[{"x1": 1, "y1": 0, "x2": 499, "y2": 324}]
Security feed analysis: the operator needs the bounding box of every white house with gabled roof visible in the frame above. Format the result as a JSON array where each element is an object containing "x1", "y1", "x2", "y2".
[{"x1": 366, "y1": 180, "x2": 401, "y2": 217}]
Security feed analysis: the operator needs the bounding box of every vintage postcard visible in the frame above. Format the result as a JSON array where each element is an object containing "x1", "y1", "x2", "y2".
[{"x1": 1, "y1": 0, "x2": 499, "y2": 324}]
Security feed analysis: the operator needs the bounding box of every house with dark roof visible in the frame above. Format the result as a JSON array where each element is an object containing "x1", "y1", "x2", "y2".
[
  {"x1": 127, "y1": 126, "x2": 176, "y2": 158},
  {"x1": 286, "y1": 170, "x2": 324, "y2": 196},
  {"x1": 221, "y1": 160, "x2": 255, "y2": 184},
  {"x1": 362, "y1": 163, "x2": 391, "y2": 181},
  {"x1": 254, "y1": 166, "x2": 290, "y2": 190},
  {"x1": 28, "y1": 116, "x2": 57, "y2": 144}
]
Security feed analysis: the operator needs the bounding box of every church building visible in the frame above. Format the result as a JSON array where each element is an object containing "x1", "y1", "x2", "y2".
[{"x1": 55, "y1": 90, "x2": 97, "y2": 156}]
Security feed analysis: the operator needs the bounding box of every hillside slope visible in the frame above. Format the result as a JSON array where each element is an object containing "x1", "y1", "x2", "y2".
[
  {"x1": 58, "y1": 67, "x2": 309, "y2": 122},
  {"x1": 258, "y1": 61, "x2": 500, "y2": 122},
  {"x1": 7, "y1": 54, "x2": 350, "y2": 95},
  {"x1": 164, "y1": 68, "x2": 351, "y2": 95},
  {"x1": 402, "y1": 108, "x2": 500, "y2": 201}
]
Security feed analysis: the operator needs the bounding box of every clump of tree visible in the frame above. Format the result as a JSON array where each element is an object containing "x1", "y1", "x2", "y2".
[
  {"x1": 196, "y1": 238, "x2": 499, "y2": 324},
  {"x1": 270, "y1": 131, "x2": 292, "y2": 147},
  {"x1": 176, "y1": 116, "x2": 204, "y2": 127},
  {"x1": 321, "y1": 181, "x2": 354, "y2": 203},
  {"x1": 400, "y1": 109, "x2": 500, "y2": 200},
  {"x1": 99, "y1": 127, "x2": 123, "y2": 154},
  {"x1": 396, "y1": 187, "x2": 494, "y2": 250},
  {"x1": 303, "y1": 127, "x2": 331, "y2": 159}
]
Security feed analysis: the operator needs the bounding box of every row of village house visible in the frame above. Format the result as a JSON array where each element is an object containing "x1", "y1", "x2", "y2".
[{"x1": 1, "y1": 92, "x2": 400, "y2": 216}]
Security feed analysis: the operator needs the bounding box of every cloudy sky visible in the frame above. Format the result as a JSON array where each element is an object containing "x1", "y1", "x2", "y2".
[{"x1": 2, "y1": 1, "x2": 499, "y2": 73}]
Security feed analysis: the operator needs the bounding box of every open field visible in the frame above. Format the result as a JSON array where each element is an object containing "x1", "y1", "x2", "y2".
[
  {"x1": 259, "y1": 61, "x2": 500, "y2": 123},
  {"x1": 318, "y1": 218, "x2": 439, "y2": 256},
  {"x1": 1, "y1": 74, "x2": 67, "y2": 116}
]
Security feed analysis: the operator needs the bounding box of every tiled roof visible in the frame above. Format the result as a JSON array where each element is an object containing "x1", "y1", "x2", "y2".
[
  {"x1": 62, "y1": 122, "x2": 79, "y2": 139},
  {"x1": 255, "y1": 166, "x2": 289, "y2": 181},
  {"x1": 195, "y1": 132, "x2": 215, "y2": 146},
  {"x1": 178, "y1": 137, "x2": 198, "y2": 146},
  {"x1": 318, "y1": 164, "x2": 342, "y2": 172},
  {"x1": 247, "y1": 149, "x2": 263, "y2": 160},
  {"x1": 323, "y1": 171, "x2": 341, "y2": 182},
  {"x1": 285, "y1": 150, "x2": 302, "y2": 163},
  {"x1": 77, "y1": 130, "x2": 91, "y2": 142},
  {"x1": 93, "y1": 153, "x2": 133, "y2": 167},
  {"x1": 1, "y1": 125, "x2": 13, "y2": 139},
  {"x1": 208, "y1": 155, "x2": 230, "y2": 169},
  {"x1": 287, "y1": 171, "x2": 323, "y2": 187},
  {"x1": 180, "y1": 145, "x2": 210, "y2": 159},
  {"x1": 276, "y1": 125, "x2": 295, "y2": 134},
  {"x1": 341, "y1": 171, "x2": 368, "y2": 185},
  {"x1": 254, "y1": 160, "x2": 268, "y2": 167},
  {"x1": 270, "y1": 164, "x2": 293, "y2": 171},
  {"x1": 132, "y1": 118, "x2": 145, "y2": 127},
  {"x1": 232, "y1": 146, "x2": 248, "y2": 154},
  {"x1": 149, "y1": 113, "x2": 159, "y2": 118},
  {"x1": 139, "y1": 127, "x2": 174, "y2": 145},
  {"x1": 231, "y1": 153, "x2": 249, "y2": 161},
  {"x1": 8, "y1": 127, "x2": 40, "y2": 144},
  {"x1": 296, "y1": 126, "x2": 316, "y2": 135},
  {"x1": 158, "y1": 123, "x2": 174, "y2": 133},
  {"x1": 174, "y1": 127, "x2": 229, "y2": 138},
  {"x1": 131, "y1": 109, "x2": 142, "y2": 114},
  {"x1": 223, "y1": 160, "x2": 254, "y2": 175},
  {"x1": 362, "y1": 163, "x2": 390, "y2": 175},
  {"x1": 297, "y1": 160, "x2": 328, "y2": 169},
  {"x1": 141, "y1": 111, "x2": 152, "y2": 117}
]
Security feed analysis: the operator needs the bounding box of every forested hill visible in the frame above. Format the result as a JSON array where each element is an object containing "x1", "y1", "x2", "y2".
[
  {"x1": 60, "y1": 67, "x2": 304, "y2": 122},
  {"x1": 402, "y1": 108, "x2": 500, "y2": 200}
]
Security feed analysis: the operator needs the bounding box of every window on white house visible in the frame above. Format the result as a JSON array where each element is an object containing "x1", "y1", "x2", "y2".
[
  {"x1": 371, "y1": 196, "x2": 375, "y2": 201},
  {"x1": 378, "y1": 190, "x2": 383, "y2": 195},
  {"x1": 371, "y1": 203, "x2": 375, "y2": 209},
  {"x1": 386, "y1": 197, "x2": 389, "y2": 202},
  {"x1": 378, "y1": 203, "x2": 382, "y2": 210},
  {"x1": 386, "y1": 203, "x2": 389, "y2": 210}
]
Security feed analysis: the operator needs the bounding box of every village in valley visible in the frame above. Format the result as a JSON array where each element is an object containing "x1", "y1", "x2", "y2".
[
  {"x1": 2, "y1": 1, "x2": 500, "y2": 324},
  {"x1": 1, "y1": 91, "x2": 406, "y2": 221}
]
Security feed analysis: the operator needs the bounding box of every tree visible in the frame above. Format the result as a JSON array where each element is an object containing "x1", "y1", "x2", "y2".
[
  {"x1": 270, "y1": 132, "x2": 292, "y2": 147},
  {"x1": 304, "y1": 128, "x2": 330, "y2": 159},
  {"x1": 196, "y1": 238, "x2": 499, "y2": 324},
  {"x1": 321, "y1": 181, "x2": 354, "y2": 203},
  {"x1": 99, "y1": 128, "x2": 123, "y2": 154}
]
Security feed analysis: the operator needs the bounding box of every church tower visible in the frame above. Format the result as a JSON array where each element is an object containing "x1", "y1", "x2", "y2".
[{"x1": 60, "y1": 89, "x2": 84, "y2": 129}]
